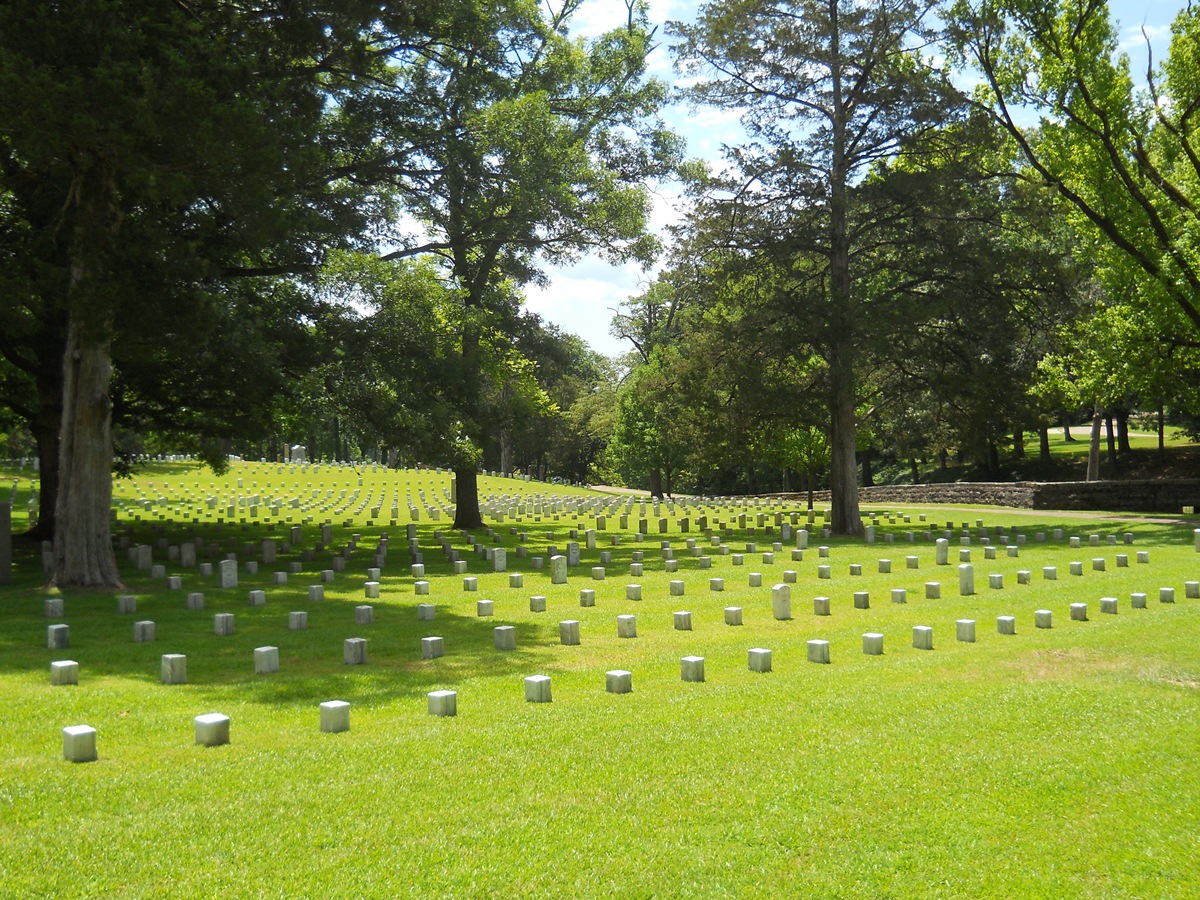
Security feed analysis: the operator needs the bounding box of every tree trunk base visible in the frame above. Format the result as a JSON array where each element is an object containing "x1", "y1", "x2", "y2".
[
  {"x1": 52, "y1": 324, "x2": 122, "y2": 588},
  {"x1": 452, "y1": 465, "x2": 484, "y2": 529}
]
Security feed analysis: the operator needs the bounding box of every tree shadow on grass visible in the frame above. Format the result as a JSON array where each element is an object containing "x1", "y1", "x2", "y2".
[
  {"x1": 2, "y1": 567, "x2": 562, "y2": 711},
  {"x1": 6, "y1": 506, "x2": 1197, "y2": 712}
]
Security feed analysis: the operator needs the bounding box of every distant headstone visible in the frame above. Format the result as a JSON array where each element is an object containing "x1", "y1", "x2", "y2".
[
  {"x1": 320, "y1": 700, "x2": 351, "y2": 733},
  {"x1": 63, "y1": 725, "x2": 98, "y2": 762},
  {"x1": 161, "y1": 654, "x2": 187, "y2": 684},
  {"x1": 194, "y1": 713, "x2": 230, "y2": 747},
  {"x1": 50, "y1": 660, "x2": 79, "y2": 686},
  {"x1": 681, "y1": 655, "x2": 705, "y2": 682},
  {"x1": 428, "y1": 690, "x2": 457, "y2": 716},
  {"x1": 606, "y1": 670, "x2": 632, "y2": 693},
  {"x1": 550, "y1": 555, "x2": 567, "y2": 584}
]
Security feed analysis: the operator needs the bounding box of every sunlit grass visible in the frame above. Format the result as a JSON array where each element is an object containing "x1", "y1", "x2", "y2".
[
  {"x1": 1043, "y1": 425, "x2": 1188, "y2": 459},
  {"x1": 2, "y1": 461, "x2": 1199, "y2": 897}
]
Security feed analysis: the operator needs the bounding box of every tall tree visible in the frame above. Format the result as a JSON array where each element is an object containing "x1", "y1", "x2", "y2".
[
  {"x1": 301, "y1": 253, "x2": 465, "y2": 465},
  {"x1": 673, "y1": 0, "x2": 963, "y2": 535},
  {"x1": 372, "y1": 0, "x2": 679, "y2": 528},
  {"x1": 0, "y1": 1, "x2": 396, "y2": 585},
  {"x1": 950, "y1": 1, "x2": 1200, "y2": 338},
  {"x1": 611, "y1": 278, "x2": 687, "y2": 495},
  {"x1": 609, "y1": 347, "x2": 693, "y2": 497}
]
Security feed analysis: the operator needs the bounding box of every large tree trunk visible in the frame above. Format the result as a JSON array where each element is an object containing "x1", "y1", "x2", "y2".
[
  {"x1": 52, "y1": 318, "x2": 121, "y2": 587},
  {"x1": 825, "y1": 4, "x2": 862, "y2": 538},
  {"x1": 1086, "y1": 403, "x2": 1102, "y2": 482},
  {"x1": 1105, "y1": 413, "x2": 1118, "y2": 474},
  {"x1": 828, "y1": 349, "x2": 863, "y2": 536},
  {"x1": 452, "y1": 464, "x2": 483, "y2": 529},
  {"x1": 1039, "y1": 425, "x2": 1051, "y2": 463},
  {"x1": 1013, "y1": 428, "x2": 1025, "y2": 459},
  {"x1": 51, "y1": 179, "x2": 122, "y2": 588},
  {"x1": 499, "y1": 428, "x2": 513, "y2": 477},
  {"x1": 648, "y1": 466, "x2": 663, "y2": 500},
  {"x1": 452, "y1": 310, "x2": 485, "y2": 527}
]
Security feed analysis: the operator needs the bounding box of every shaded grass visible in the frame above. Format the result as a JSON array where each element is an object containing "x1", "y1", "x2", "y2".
[{"x1": 2, "y1": 462, "x2": 1200, "y2": 896}]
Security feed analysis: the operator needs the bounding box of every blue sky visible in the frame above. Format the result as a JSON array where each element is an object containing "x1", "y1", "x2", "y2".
[{"x1": 523, "y1": 0, "x2": 1188, "y2": 359}]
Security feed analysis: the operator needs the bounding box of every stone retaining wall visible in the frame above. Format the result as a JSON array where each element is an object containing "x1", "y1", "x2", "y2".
[{"x1": 782, "y1": 480, "x2": 1200, "y2": 513}]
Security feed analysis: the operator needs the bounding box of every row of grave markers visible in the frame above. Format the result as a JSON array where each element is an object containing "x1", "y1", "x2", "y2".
[
  {"x1": 55, "y1": 588, "x2": 1176, "y2": 763},
  {"x1": 44, "y1": 519, "x2": 1200, "y2": 765},
  {"x1": 45, "y1": 562, "x2": 1188, "y2": 684}
]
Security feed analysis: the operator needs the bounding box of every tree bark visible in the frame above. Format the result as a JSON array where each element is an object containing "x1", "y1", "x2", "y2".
[
  {"x1": 452, "y1": 464, "x2": 483, "y2": 529},
  {"x1": 1039, "y1": 425, "x2": 1051, "y2": 463},
  {"x1": 1086, "y1": 403, "x2": 1102, "y2": 482},
  {"x1": 825, "y1": 1, "x2": 862, "y2": 538},
  {"x1": 1105, "y1": 413, "x2": 1118, "y2": 474},
  {"x1": 499, "y1": 427, "x2": 513, "y2": 477},
  {"x1": 1013, "y1": 428, "x2": 1025, "y2": 459},
  {"x1": 51, "y1": 318, "x2": 122, "y2": 587},
  {"x1": 860, "y1": 447, "x2": 874, "y2": 487},
  {"x1": 648, "y1": 466, "x2": 663, "y2": 500},
  {"x1": 1115, "y1": 410, "x2": 1131, "y2": 454},
  {"x1": 50, "y1": 172, "x2": 123, "y2": 588},
  {"x1": 828, "y1": 348, "x2": 863, "y2": 536},
  {"x1": 1062, "y1": 411, "x2": 1076, "y2": 442},
  {"x1": 1158, "y1": 403, "x2": 1166, "y2": 465}
]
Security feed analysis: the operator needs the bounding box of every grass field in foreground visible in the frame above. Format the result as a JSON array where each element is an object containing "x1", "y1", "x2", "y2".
[{"x1": 2, "y1": 461, "x2": 1199, "y2": 898}]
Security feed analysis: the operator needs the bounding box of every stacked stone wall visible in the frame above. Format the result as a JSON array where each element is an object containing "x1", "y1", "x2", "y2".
[{"x1": 775, "y1": 480, "x2": 1200, "y2": 514}]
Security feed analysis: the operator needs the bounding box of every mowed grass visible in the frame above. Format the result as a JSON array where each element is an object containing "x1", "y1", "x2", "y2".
[
  {"x1": 1044, "y1": 426, "x2": 1187, "y2": 459},
  {"x1": 2, "y1": 462, "x2": 1200, "y2": 897}
]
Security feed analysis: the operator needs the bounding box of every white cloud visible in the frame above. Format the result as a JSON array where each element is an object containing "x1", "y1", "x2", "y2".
[
  {"x1": 568, "y1": 0, "x2": 697, "y2": 39},
  {"x1": 524, "y1": 262, "x2": 652, "y2": 358},
  {"x1": 1119, "y1": 22, "x2": 1172, "y2": 54}
]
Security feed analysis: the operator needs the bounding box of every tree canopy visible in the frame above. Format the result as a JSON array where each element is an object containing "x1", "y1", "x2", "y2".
[{"x1": 5, "y1": 0, "x2": 1200, "y2": 563}]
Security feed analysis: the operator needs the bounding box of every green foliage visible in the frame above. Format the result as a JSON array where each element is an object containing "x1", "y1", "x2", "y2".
[
  {"x1": 671, "y1": 0, "x2": 971, "y2": 530},
  {"x1": 610, "y1": 350, "x2": 692, "y2": 493},
  {"x1": 949, "y1": 0, "x2": 1200, "y2": 336},
  {"x1": 363, "y1": 0, "x2": 678, "y2": 519},
  {"x1": 492, "y1": 318, "x2": 615, "y2": 483},
  {"x1": 309, "y1": 253, "x2": 465, "y2": 462},
  {"x1": 0, "y1": 0, "x2": 406, "y2": 559}
]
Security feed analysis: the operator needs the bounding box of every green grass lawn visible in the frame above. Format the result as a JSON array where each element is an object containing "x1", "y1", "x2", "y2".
[
  {"x1": 1044, "y1": 426, "x2": 1185, "y2": 458},
  {"x1": 2, "y1": 461, "x2": 1199, "y2": 897}
]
